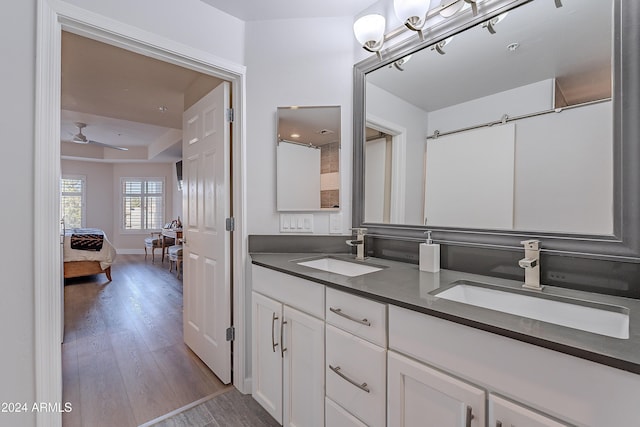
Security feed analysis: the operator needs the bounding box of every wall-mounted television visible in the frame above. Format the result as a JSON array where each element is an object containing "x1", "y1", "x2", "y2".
[{"x1": 176, "y1": 160, "x2": 183, "y2": 191}]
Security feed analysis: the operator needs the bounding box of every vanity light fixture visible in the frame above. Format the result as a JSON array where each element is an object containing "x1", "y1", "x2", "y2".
[
  {"x1": 354, "y1": 0, "x2": 478, "y2": 60},
  {"x1": 392, "y1": 54, "x2": 413, "y2": 71},
  {"x1": 431, "y1": 37, "x2": 452, "y2": 54},
  {"x1": 353, "y1": 14, "x2": 387, "y2": 58},
  {"x1": 482, "y1": 11, "x2": 508, "y2": 34},
  {"x1": 394, "y1": 0, "x2": 432, "y2": 37}
]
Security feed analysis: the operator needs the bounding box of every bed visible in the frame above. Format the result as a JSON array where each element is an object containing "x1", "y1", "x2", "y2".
[{"x1": 63, "y1": 228, "x2": 117, "y2": 281}]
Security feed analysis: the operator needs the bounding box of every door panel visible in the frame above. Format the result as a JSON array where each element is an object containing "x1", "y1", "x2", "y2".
[{"x1": 182, "y1": 81, "x2": 231, "y2": 384}]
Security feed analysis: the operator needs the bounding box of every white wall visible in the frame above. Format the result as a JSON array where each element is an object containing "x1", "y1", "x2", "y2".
[
  {"x1": 0, "y1": 1, "x2": 37, "y2": 424},
  {"x1": 62, "y1": 160, "x2": 115, "y2": 237},
  {"x1": 61, "y1": 160, "x2": 179, "y2": 251},
  {"x1": 245, "y1": 16, "x2": 355, "y2": 235},
  {"x1": 366, "y1": 82, "x2": 429, "y2": 225},
  {"x1": 60, "y1": 0, "x2": 246, "y2": 65}
]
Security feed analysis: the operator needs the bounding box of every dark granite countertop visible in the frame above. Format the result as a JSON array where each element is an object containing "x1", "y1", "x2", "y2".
[{"x1": 251, "y1": 252, "x2": 640, "y2": 375}]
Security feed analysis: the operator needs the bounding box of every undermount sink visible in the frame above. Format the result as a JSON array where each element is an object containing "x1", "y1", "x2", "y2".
[
  {"x1": 296, "y1": 256, "x2": 384, "y2": 277},
  {"x1": 433, "y1": 281, "x2": 630, "y2": 339}
]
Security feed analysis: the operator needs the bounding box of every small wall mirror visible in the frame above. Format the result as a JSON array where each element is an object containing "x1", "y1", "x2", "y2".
[{"x1": 277, "y1": 106, "x2": 341, "y2": 211}]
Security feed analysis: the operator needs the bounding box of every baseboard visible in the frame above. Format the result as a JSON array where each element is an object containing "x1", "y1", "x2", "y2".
[{"x1": 242, "y1": 377, "x2": 252, "y2": 395}]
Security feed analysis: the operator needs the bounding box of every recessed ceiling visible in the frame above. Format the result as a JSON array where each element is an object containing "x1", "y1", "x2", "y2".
[
  {"x1": 61, "y1": 31, "x2": 223, "y2": 160},
  {"x1": 200, "y1": 0, "x2": 380, "y2": 21}
]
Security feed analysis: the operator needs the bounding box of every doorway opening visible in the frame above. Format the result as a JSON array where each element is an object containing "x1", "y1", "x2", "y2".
[
  {"x1": 59, "y1": 31, "x2": 236, "y2": 425},
  {"x1": 35, "y1": 6, "x2": 248, "y2": 424}
]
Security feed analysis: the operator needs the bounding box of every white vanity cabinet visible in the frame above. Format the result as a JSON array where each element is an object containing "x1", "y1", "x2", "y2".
[
  {"x1": 252, "y1": 265, "x2": 325, "y2": 427},
  {"x1": 325, "y1": 288, "x2": 387, "y2": 427},
  {"x1": 388, "y1": 350, "x2": 485, "y2": 427},
  {"x1": 388, "y1": 305, "x2": 640, "y2": 426},
  {"x1": 489, "y1": 394, "x2": 569, "y2": 427}
]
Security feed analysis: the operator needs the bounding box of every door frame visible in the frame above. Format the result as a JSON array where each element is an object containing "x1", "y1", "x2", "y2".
[
  {"x1": 34, "y1": 2, "x2": 248, "y2": 426},
  {"x1": 366, "y1": 114, "x2": 407, "y2": 223}
]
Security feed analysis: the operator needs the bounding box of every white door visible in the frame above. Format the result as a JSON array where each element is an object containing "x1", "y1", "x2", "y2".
[
  {"x1": 252, "y1": 292, "x2": 284, "y2": 423},
  {"x1": 182, "y1": 82, "x2": 232, "y2": 384},
  {"x1": 388, "y1": 351, "x2": 485, "y2": 427},
  {"x1": 282, "y1": 305, "x2": 325, "y2": 427},
  {"x1": 489, "y1": 394, "x2": 569, "y2": 427}
]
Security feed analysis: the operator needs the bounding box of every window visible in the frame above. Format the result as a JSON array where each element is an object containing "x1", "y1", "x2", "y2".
[
  {"x1": 60, "y1": 175, "x2": 86, "y2": 229},
  {"x1": 121, "y1": 178, "x2": 165, "y2": 231}
]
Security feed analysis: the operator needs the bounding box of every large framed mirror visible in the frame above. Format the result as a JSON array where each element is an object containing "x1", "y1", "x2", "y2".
[
  {"x1": 277, "y1": 106, "x2": 341, "y2": 211},
  {"x1": 353, "y1": 0, "x2": 640, "y2": 260}
]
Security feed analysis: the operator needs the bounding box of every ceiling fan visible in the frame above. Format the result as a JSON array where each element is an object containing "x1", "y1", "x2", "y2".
[{"x1": 65, "y1": 122, "x2": 129, "y2": 151}]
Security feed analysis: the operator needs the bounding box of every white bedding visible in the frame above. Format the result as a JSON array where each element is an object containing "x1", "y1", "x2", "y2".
[{"x1": 63, "y1": 230, "x2": 117, "y2": 270}]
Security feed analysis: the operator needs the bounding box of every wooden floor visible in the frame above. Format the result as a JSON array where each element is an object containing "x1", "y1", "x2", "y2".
[{"x1": 62, "y1": 254, "x2": 229, "y2": 427}]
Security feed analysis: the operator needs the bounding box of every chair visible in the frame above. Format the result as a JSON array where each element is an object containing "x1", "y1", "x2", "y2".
[
  {"x1": 168, "y1": 244, "x2": 183, "y2": 278},
  {"x1": 144, "y1": 232, "x2": 174, "y2": 263}
]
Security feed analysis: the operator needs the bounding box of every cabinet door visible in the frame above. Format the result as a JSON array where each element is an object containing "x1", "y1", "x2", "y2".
[
  {"x1": 283, "y1": 305, "x2": 325, "y2": 427},
  {"x1": 388, "y1": 351, "x2": 485, "y2": 427},
  {"x1": 252, "y1": 292, "x2": 283, "y2": 423},
  {"x1": 489, "y1": 394, "x2": 570, "y2": 427}
]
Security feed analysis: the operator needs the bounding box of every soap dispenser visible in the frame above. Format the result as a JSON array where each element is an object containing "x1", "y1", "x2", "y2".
[{"x1": 419, "y1": 231, "x2": 440, "y2": 272}]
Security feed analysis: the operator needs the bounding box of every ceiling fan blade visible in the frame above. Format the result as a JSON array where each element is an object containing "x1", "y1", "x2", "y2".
[{"x1": 87, "y1": 139, "x2": 129, "y2": 151}]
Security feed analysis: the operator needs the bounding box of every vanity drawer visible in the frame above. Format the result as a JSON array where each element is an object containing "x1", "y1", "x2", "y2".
[
  {"x1": 252, "y1": 265, "x2": 324, "y2": 318},
  {"x1": 326, "y1": 324, "x2": 386, "y2": 427},
  {"x1": 326, "y1": 287, "x2": 387, "y2": 346},
  {"x1": 326, "y1": 397, "x2": 368, "y2": 427}
]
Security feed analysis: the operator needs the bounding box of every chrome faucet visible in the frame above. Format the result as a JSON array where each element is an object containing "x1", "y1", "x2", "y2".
[
  {"x1": 346, "y1": 228, "x2": 367, "y2": 261},
  {"x1": 519, "y1": 239, "x2": 543, "y2": 290}
]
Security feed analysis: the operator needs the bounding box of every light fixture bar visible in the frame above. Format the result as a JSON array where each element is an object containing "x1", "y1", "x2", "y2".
[{"x1": 357, "y1": 0, "x2": 479, "y2": 60}]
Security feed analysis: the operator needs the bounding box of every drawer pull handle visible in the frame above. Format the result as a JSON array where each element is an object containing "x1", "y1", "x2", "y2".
[
  {"x1": 329, "y1": 365, "x2": 370, "y2": 393},
  {"x1": 280, "y1": 319, "x2": 287, "y2": 358},
  {"x1": 466, "y1": 405, "x2": 474, "y2": 427},
  {"x1": 329, "y1": 307, "x2": 371, "y2": 327},
  {"x1": 271, "y1": 312, "x2": 279, "y2": 352},
  {"x1": 496, "y1": 421, "x2": 503, "y2": 427}
]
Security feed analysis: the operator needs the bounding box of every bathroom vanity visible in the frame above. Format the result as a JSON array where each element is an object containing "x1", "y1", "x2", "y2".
[{"x1": 250, "y1": 253, "x2": 640, "y2": 427}]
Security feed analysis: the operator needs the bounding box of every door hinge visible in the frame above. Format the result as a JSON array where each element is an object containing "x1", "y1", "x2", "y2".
[
  {"x1": 226, "y1": 326, "x2": 235, "y2": 341},
  {"x1": 226, "y1": 108, "x2": 234, "y2": 122},
  {"x1": 226, "y1": 217, "x2": 235, "y2": 231}
]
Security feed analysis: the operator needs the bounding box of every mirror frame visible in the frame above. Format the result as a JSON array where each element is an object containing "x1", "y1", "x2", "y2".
[{"x1": 353, "y1": 0, "x2": 640, "y2": 261}]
